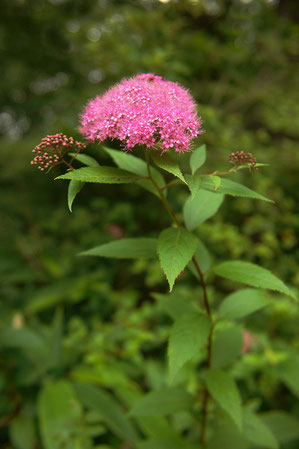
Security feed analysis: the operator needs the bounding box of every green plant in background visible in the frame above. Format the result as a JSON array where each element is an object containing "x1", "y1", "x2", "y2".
[
  {"x1": 1, "y1": 1, "x2": 299, "y2": 448},
  {"x1": 25, "y1": 73, "x2": 297, "y2": 449}
]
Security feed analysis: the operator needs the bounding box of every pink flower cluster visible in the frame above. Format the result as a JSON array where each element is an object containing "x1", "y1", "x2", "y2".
[
  {"x1": 31, "y1": 133, "x2": 86, "y2": 171},
  {"x1": 80, "y1": 73, "x2": 203, "y2": 152}
]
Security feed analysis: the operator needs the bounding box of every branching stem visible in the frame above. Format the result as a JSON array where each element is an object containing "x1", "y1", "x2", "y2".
[{"x1": 145, "y1": 148, "x2": 214, "y2": 447}]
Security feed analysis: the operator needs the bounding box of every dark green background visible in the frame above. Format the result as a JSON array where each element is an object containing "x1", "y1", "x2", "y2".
[{"x1": 0, "y1": 0, "x2": 298, "y2": 448}]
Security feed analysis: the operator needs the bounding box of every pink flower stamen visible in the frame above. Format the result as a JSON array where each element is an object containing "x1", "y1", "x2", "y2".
[{"x1": 79, "y1": 73, "x2": 203, "y2": 153}]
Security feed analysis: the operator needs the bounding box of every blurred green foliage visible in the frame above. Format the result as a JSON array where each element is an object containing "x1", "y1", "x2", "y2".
[{"x1": 0, "y1": 0, "x2": 299, "y2": 448}]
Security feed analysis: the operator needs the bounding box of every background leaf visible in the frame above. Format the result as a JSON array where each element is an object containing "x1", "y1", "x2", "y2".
[
  {"x1": 183, "y1": 189, "x2": 224, "y2": 230},
  {"x1": 277, "y1": 356, "x2": 299, "y2": 397},
  {"x1": 189, "y1": 145, "x2": 206, "y2": 174},
  {"x1": 80, "y1": 238, "x2": 157, "y2": 259},
  {"x1": 243, "y1": 409, "x2": 278, "y2": 449},
  {"x1": 74, "y1": 382, "x2": 138, "y2": 444},
  {"x1": 168, "y1": 312, "x2": 210, "y2": 381},
  {"x1": 213, "y1": 261, "x2": 296, "y2": 299},
  {"x1": 205, "y1": 370, "x2": 242, "y2": 430},
  {"x1": 9, "y1": 414, "x2": 35, "y2": 449},
  {"x1": 130, "y1": 387, "x2": 194, "y2": 417},
  {"x1": 261, "y1": 411, "x2": 299, "y2": 444},
  {"x1": 38, "y1": 381, "x2": 83, "y2": 449},
  {"x1": 211, "y1": 326, "x2": 243, "y2": 368},
  {"x1": 157, "y1": 227, "x2": 197, "y2": 291}
]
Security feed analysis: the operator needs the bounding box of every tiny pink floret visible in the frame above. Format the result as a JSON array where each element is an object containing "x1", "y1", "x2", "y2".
[{"x1": 79, "y1": 73, "x2": 203, "y2": 152}]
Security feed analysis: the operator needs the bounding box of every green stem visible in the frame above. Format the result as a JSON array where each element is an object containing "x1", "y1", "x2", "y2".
[{"x1": 145, "y1": 148, "x2": 214, "y2": 446}]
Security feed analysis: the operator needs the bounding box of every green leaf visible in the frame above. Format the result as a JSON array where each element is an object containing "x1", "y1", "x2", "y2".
[
  {"x1": 9, "y1": 414, "x2": 35, "y2": 449},
  {"x1": 130, "y1": 387, "x2": 194, "y2": 417},
  {"x1": 218, "y1": 288, "x2": 270, "y2": 321},
  {"x1": 104, "y1": 147, "x2": 148, "y2": 177},
  {"x1": 153, "y1": 291, "x2": 198, "y2": 320},
  {"x1": 188, "y1": 238, "x2": 211, "y2": 276},
  {"x1": 213, "y1": 261, "x2": 296, "y2": 300},
  {"x1": 277, "y1": 356, "x2": 299, "y2": 397},
  {"x1": 262, "y1": 411, "x2": 299, "y2": 444},
  {"x1": 151, "y1": 151, "x2": 186, "y2": 183},
  {"x1": 190, "y1": 144, "x2": 206, "y2": 174},
  {"x1": 210, "y1": 175, "x2": 221, "y2": 190},
  {"x1": 138, "y1": 440, "x2": 197, "y2": 449},
  {"x1": 157, "y1": 227, "x2": 197, "y2": 291},
  {"x1": 184, "y1": 174, "x2": 202, "y2": 199},
  {"x1": 74, "y1": 382, "x2": 138, "y2": 444},
  {"x1": 80, "y1": 238, "x2": 157, "y2": 259},
  {"x1": 38, "y1": 381, "x2": 82, "y2": 449},
  {"x1": 104, "y1": 147, "x2": 166, "y2": 196},
  {"x1": 168, "y1": 312, "x2": 210, "y2": 381},
  {"x1": 243, "y1": 409, "x2": 278, "y2": 449},
  {"x1": 68, "y1": 180, "x2": 84, "y2": 212},
  {"x1": 206, "y1": 413, "x2": 249, "y2": 449},
  {"x1": 205, "y1": 370, "x2": 242, "y2": 430},
  {"x1": 0, "y1": 327, "x2": 52, "y2": 370},
  {"x1": 56, "y1": 166, "x2": 140, "y2": 183},
  {"x1": 183, "y1": 189, "x2": 224, "y2": 230},
  {"x1": 201, "y1": 177, "x2": 273, "y2": 202},
  {"x1": 211, "y1": 326, "x2": 243, "y2": 368},
  {"x1": 69, "y1": 152, "x2": 100, "y2": 167}
]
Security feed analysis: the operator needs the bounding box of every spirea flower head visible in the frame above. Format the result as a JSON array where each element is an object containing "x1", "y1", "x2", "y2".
[
  {"x1": 79, "y1": 73, "x2": 203, "y2": 153},
  {"x1": 31, "y1": 133, "x2": 86, "y2": 171}
]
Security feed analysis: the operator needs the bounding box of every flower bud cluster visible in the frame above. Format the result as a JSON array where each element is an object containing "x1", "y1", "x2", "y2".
[
  {"x1": 228, "y1": 151, "x2": 258, "y2": 170},
  {"x1": 31, "y1": 133, "x2": 86, "y2": 171}
]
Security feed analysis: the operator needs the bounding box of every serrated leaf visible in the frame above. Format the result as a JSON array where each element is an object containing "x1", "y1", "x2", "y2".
[
  {"x1": 69, "y1": 152, "x2": 99, "y2": 167},
  {"x1": 213, "y1": 261, "x2": 296, "y2": 300},
  {"x1": 184, "y1": 174, "x2": 202, "y2": 199},
  {"x1": 261, "y1": 411, "x2": 299, "y2": 444},
  {"x1": 68, "y1": 180, "x2": 84, "y2": 212},
  {"x1": 190, "y1": 144, "x2": 206, "y2": 174},
  {"x1": 74, "y1": 383, "x2": 138, "y2": 443},
  {"x1": 205, "y1": 370, "x2": 242, "y2": 430},
  {"x1": 157, "y1": 227, "x2": 197, "y2": 291},
  {"x1": 218, "y1": 288, "x2": 269, "y2": 320},
  {"x1": 80, "y1": 238, "x2": 157, "y2": 259},
  {"x1": 38, "y1": 381, "x2": 82, "y2": 449},
  {"x1": 151, "y1": 151, "x2": 186, "y2": 183},
  {"x1": 183, "y1": 189, "x2": 224, "y2": 230},
  {"x1": 243, "y1": 409, "x2": 278, "y2": 449},
  {"x1": 168, "y1": 312, "x2": 210, "y2": 381},
  {"x1": 129, "y1": 387, "x2": 194, "y2": 417},
  {"x1": 56, "y1": 166, "x2": 140, "y2": 183},
  {"x1": 201, "y1": 177, "x2": 273, "y2": 202},
  {"x1": 211, "y1": 326, "x2": 243, "y2": 368}
]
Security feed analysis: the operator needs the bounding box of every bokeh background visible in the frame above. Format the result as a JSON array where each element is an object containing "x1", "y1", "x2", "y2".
[{"x1": 1, "y1": 0, "x2": 299, "y2": 448}]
